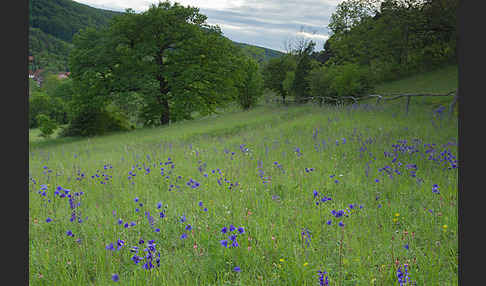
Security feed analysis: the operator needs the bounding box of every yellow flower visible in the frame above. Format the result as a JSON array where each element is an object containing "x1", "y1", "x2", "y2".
[
  {"x1": 393, "y1": 218, "x2": 398, "y2": 223},
  {"x1": 303, "y1": 262, "x2": 308, "y2": 267},
  {"x1": 442, "y1": 224, "x2": 448, "y2": 231},
  {"x1": 395, "y1": 213, "x2": 400, "y2": 217},
  {"x1": 279, "y1": 258, "x2": 285, "y2": 262}
]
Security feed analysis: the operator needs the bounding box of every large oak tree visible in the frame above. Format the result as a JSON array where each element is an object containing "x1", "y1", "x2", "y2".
[{"x1": 69, "y1": 1, "x2": 241, "y2": 129}]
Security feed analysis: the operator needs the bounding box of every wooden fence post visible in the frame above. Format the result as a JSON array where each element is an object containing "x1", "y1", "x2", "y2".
[{"x1": 406, "y1": 95, "x2": 411, "y2": 114}]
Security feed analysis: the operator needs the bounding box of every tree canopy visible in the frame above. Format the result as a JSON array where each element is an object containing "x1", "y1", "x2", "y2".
[{"x1": 67, "y1": 1, "x2": 248, "y2": 135}]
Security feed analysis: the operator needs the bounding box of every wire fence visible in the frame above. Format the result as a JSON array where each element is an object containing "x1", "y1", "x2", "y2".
[{"x1": 268, "y1": 90, "x2": 458, "y2": 117}]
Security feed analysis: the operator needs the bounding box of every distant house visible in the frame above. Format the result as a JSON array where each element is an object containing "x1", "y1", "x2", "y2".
[{"x1": 32, "y1": 69, "x2": 44, "y2": 87}]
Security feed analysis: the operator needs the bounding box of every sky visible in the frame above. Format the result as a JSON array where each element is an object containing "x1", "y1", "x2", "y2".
[{"x1": 73, "y1": 0, "x2": 344, "y2": 52}]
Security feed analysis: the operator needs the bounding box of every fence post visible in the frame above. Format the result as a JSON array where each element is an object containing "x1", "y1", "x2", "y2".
[{"x1": 406, "y1": 95, "x2": 411, "y2": 114}]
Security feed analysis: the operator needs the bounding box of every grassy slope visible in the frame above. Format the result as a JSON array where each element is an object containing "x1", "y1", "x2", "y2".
[{"x1": 374, "y1": 64, "x2": 458, "y2": 110}]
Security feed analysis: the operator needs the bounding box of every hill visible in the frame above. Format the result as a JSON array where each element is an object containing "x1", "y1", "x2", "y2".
[
  {"x1": 374, "y1": 64, "x2": 458, "y2": 110},
  {"x1": 233, "y1": 42, "x2": 285, "y2": 63},
  {"x1": 28, "y1": 0, "x2": 283, "y2": 72}
]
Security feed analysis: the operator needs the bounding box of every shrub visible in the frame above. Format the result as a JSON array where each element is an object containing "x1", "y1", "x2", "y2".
[
  {"x1": 309, "y1": 63, "x2": 374, "y2": 104},
  {"x1": 61, "y1": 105, "x2": 133, "y2": 137},
  {"x1": 29, "y1": 92, "x2": 66, "y2": 128},
  {"x1": 36, "y1": 114, "x2": 58, "y2": 138}
]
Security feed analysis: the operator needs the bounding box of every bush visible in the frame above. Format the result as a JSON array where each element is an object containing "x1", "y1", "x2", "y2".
[
  {"x1": 36, "y1": 114, "x2": 58, "y2": 138},
  {"x1": 61, "y1": 105, "x2": 133, "y2": 137},
  {"x1": 308, "y1": 63, "x2": 374, "y2": 104},
  {"x1": 29, "y1": 92, "x2": 66, "y2": 128}
]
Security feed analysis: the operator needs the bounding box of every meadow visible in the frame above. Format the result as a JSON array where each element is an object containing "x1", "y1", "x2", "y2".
[{"x1": 29, "y1": 95, "x2": 458, "y2": 285}]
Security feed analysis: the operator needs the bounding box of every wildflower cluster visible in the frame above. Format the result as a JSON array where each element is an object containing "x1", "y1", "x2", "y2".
[
  {"x1": 220, "y1": 224, "x2": 245, "y2": 248},
  {"x1": 301, "y1": 228, "x2": 312, "y2": 248},
  {"x1": 328, "y1": 204, "x2": 363, "y2": 227},
  {"x1": 317, "y1": 270, "x2": 329, "y2": 285},
  {"x1": 313, "y1": 190, "x2": 332, "y2": 206},
  {"x1": 396, "y1": 264, "x2": 411, "y2": 285},
  {"x1": 257, "y1": 160, "x2": 271, "y2": 184}
]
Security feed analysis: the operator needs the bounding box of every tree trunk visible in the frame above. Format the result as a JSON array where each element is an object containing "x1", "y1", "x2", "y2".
[
  {"x1": 156, "y1": 50, "x2": 170, "y2": 125},
  {"x1": 160, "y1": 97, "x2": 170, "y2": 125}
]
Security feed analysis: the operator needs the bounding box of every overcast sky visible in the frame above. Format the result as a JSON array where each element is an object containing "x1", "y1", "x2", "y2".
[{"x1": 73, "y1": 0, "x2": 344, "y2": 52}]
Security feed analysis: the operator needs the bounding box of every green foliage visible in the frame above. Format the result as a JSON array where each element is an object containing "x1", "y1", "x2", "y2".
[
  {"x1": 235, "y1": 57, "x2": 264, "y2": 110},
  {"x1": 68, "y1": 1, "x2": 243, "y2": 133},
  {"x1": 263, "y1": 55, "x2": 297, "y2": 103},
  {"x1": 29, "y1": 0, "x2": 121, "y2": 43},
  {"x1": 292, "y1": 41, "x2": 317, "y2": 103},
  {"x1": 60, "y1": 105, "x2": 132, "y2": 137},
  {"x1": 28, "y1": 0, "x2": 121, "y2": 72},
  {"x1": 325, "y1": 0, "x2": 458, "y2": 83},
  {"x1": 29, "y1": 92, "x2": 65, "y2": 128},
  {"x1": 35, "y1": 114, "x2": 58, "y2": 138},
  {"x1": 309, "y1": 63, "x2": 374, "y2": 102},
  {"x1": 282, "y1": 71, "x2": 295, "y2": 98}
]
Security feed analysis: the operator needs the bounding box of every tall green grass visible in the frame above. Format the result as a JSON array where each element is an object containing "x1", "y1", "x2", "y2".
[{"x1": 29, "y1": 101, "x2": 457, "y2": 285}]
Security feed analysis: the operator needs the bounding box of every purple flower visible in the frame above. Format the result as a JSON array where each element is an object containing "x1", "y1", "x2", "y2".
[
  {"x1": 66, "y1": 230, "x2": 74, "y2": 237},
  {"x1": 112, "y1": 274, "x2": 119, "y2": 282},
  {"x1": 46, "y1": 217, "x2": 52, "y2": 223},
  {"x1": 180, "y1": 233, "x2": 188, "y2": 239},
  {"x1": 221, "y1": 227, "x2": 228, "y2": 234},
  {"x1": 157, "y1": 202, "x2": 162, "y2": 209},
  {"x1": 132, "y1": 255, "x2": 141, "y2": 264},
  {"x1": 185, "y1": 224, "x2": 192, "y2": 231},
  {"x1": 229, "y1": 224, "x2": 236, "y2": 232},
  {"x1": 432, "y1": 184, "x2": 440, "y2": 194},
  {"x1": 338, "y1": 222, "x2": 344, "y2": 227},
  {"x1": 220, "y1": 239, "x2": 228, "y2": 248},
  {"x1": 238, "y1": 227, "x2": 245, "y2": 234},
  {"x1": 233, "y1": 266, "x2": 241, "y2": 272},
  {"x1": 318, "y1": 270, "x2": 329, "y2": 286},
  {"x1": 106, "y1": 242, "x2": 114, "y2": 251},
  {"x1": 117, "y1": 239, "x2": 125, "y2": 250}
]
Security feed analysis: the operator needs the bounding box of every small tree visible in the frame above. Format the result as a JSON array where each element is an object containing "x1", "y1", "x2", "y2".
[
  {"x1": 236, "y1": 57, "x2": 264, "y2": 110},
  {"x1": 36, "y1": 114, "x2": 58, "y2": 138},
  {"x1": 262, "y1": 55, "x2": 297, "y2": 104},
  {"x1": 291, "y1": 41, "x2": 317, "y2": 103}
]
